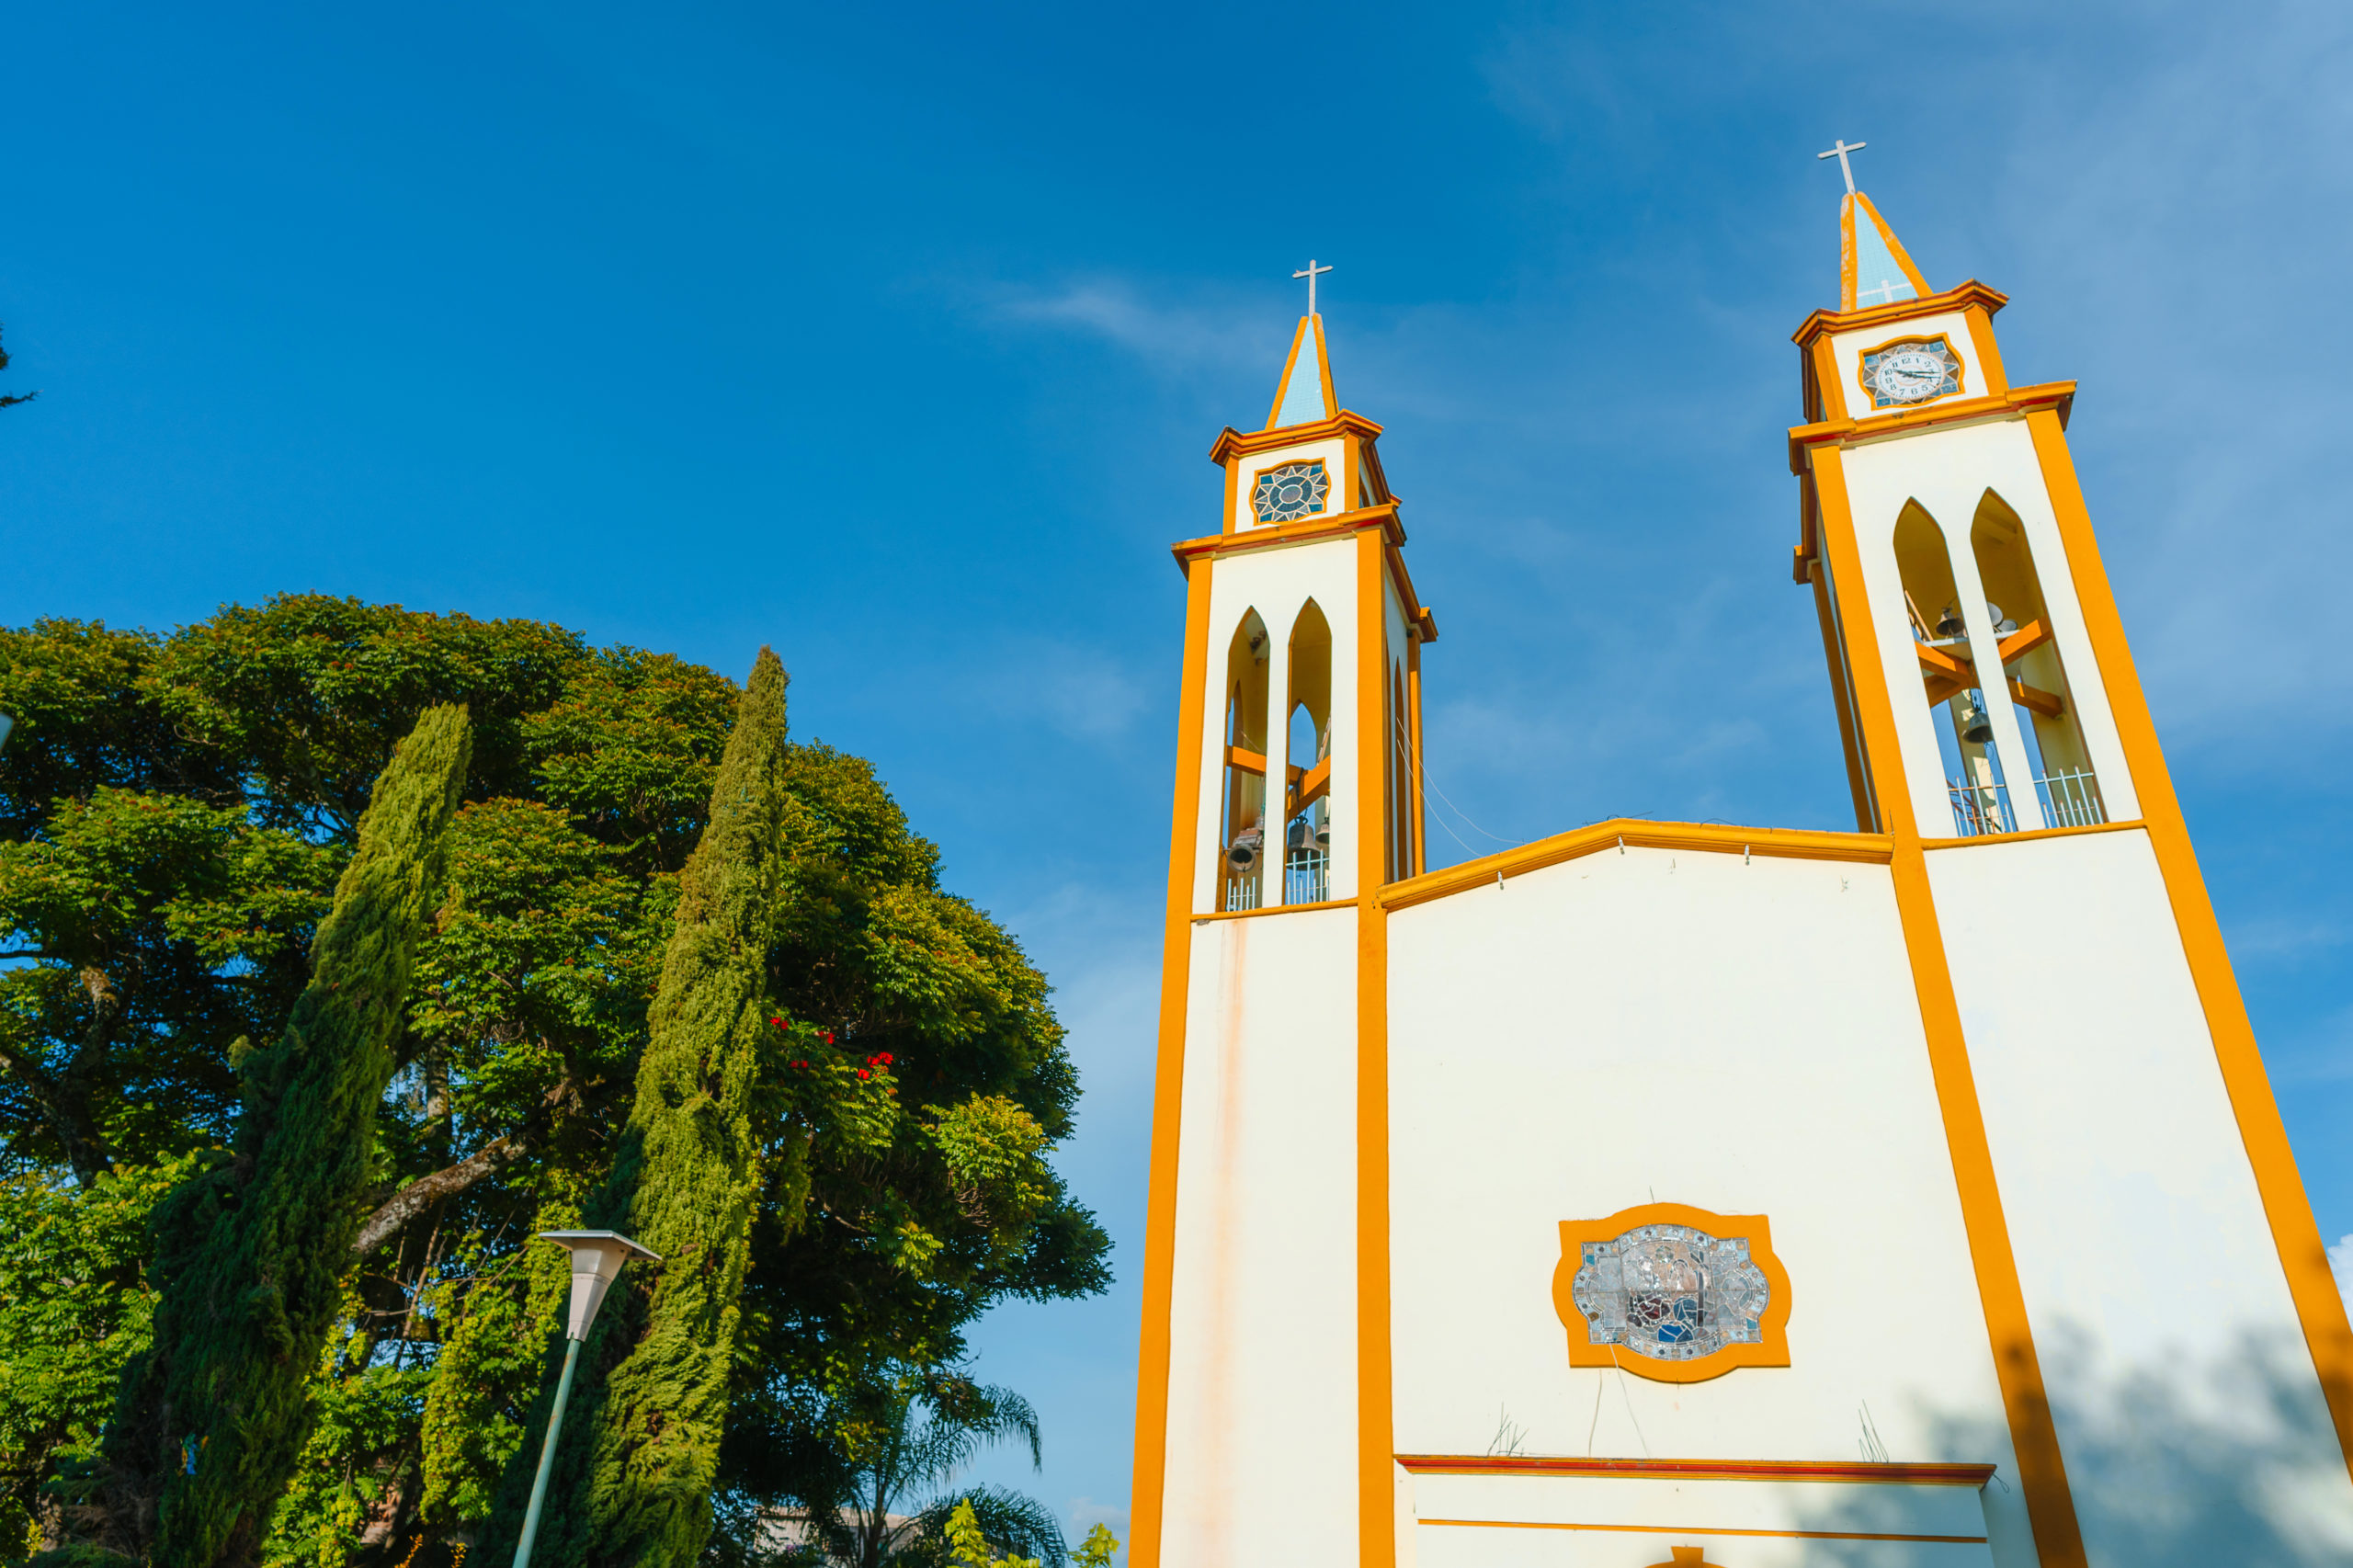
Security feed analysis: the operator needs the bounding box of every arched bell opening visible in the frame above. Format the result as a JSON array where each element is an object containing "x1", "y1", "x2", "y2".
[
  {"x1": 1281, "y1": 600, "x2": 1333, "y2": 904},
  {"x1": 1219, "y1": 610, "x2": 1271, "y2": 910},
  {"x1": 1893, "y1": 501, "x2": 2015, "y2": 835},
  {"x1": 1972, "y1": 489, "x2": 2106, "y2": 829}
]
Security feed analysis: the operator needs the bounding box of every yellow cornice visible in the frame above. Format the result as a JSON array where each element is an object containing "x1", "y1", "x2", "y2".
[
  {"x1": 1171, "y1": 500, "x2": 1402, "y2": 563},
  {"x1": 1785, "y1": 380, "x2": 2078, "y2": 475},
  {"x1": 1167, "y1": 502, "x2": 1440, "y2": 642},
  {"x1": 1792, "y1": 279, "x2": 2012, "y2": 350},
  {"x1": 1209, "y1": 409, "x2": 1385, "y2": 465},
  {"x1": 1378, "y1": 818, "x2": 1893, "y2": 912}
]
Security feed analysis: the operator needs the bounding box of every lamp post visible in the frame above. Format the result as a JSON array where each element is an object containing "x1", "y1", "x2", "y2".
[{"x1": 511, "y1": 1230, "x2": 660, "y2": 1568}]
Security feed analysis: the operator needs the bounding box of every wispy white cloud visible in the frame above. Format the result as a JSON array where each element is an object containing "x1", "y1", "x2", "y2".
[
  {"x1": 1064, "y1": 1497, "x2": 1130, "y2": 1562},
  {"x1": 926, "y1": 631, "x2": 1153, "y2": 748},
  {"x1": 986, "y1": 279, "x2": 1271, "y2": 374}
]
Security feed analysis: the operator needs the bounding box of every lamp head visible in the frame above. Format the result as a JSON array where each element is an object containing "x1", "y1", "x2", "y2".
[{"x1": 540, "y1": 1230, "x2": 660, "y2": 1341}]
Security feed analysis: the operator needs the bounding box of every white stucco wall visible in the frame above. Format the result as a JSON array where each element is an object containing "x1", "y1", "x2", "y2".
[
  {"x1": 1232, "y1": 435, "x2": 1347, "y2": 533},
  {"x1": 1385, "y1": 846, "x2": 2038, "y2": 1562},
  {"x1": 1930, "y1": 828, "x2": 2353, "y2": 1562},
  {"x1": 1412, "y1": 1470, "x2": 1995, "y2": 1567},
  {"x1": 1162, "y1": 907, "x2": 1363, "y2": 1568}
]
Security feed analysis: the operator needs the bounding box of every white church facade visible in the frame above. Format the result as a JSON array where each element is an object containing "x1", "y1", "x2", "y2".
[{"x1": 1123, "y1": 177, "x2": 2353, "y2": 1567}]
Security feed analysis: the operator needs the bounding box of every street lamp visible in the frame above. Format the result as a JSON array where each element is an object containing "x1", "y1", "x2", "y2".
[{"x1": 511, "y1": 1230, "x2": 660, "y2": 1568}]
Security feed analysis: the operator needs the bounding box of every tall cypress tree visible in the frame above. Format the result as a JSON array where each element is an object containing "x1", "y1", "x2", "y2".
[
  {"x1": 72, "y1": 704, "x2": 472, "y2": 1568},
  {"x1": 491, "y1": 649, "x2": 794, "y2": 1568}
]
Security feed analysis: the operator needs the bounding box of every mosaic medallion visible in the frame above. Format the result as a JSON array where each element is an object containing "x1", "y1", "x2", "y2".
[
  {"x1": 1252, "y1": 460, "x2": 1330, "y2": 524},
  {"x1": 1568, "y1": 1222, "x2": 1774, "y2": 1364}
]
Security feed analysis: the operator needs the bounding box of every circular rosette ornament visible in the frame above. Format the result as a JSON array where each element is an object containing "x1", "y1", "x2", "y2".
[{"x1": 1252, "y1": 460, "x2": 1331, "y2": 524}]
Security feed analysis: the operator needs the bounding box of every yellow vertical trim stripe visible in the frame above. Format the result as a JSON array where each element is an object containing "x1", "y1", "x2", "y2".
[
  {"x1": 1354, "y1": 529, "x2": 1396, "y2": 1568},
  {"x1": 1811, "y1": 445, "x2": 2090, "y2": 1568},
  {"x1": 1127, "y1": 554, "x2": 1217, "y2": 1568}
]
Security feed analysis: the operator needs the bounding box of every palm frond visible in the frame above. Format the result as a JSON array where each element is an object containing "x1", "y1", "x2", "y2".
[{"x1": 899, "y1": 1486, "x2": 1066, "y2": 1568}]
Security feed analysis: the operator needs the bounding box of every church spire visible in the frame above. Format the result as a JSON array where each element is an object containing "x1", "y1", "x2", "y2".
[
  {"x1": 1819, "y1": 139, "x2": 1931, "y2": 311},
  {"x1": 1267, "y1": 314, "x2": 1337, "y2": 428},
  {"x1": 1266, "y1": 259, "x2": 1337, "y2": 430}
]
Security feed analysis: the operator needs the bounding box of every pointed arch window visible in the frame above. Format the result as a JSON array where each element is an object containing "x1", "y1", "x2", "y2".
[
  {"x1": 1218, "y1": 612, "x2": 1270, "y2": 910},
  {"x1": 1893, "y1": 503, "x2": 2017, "y2": 835},
  {"x1": 1282, "y1": 602, "x2": 1333, "y2": 904},
  {"x1": 1971, "y1": 491, "x2": 2106, "y2": 829}
]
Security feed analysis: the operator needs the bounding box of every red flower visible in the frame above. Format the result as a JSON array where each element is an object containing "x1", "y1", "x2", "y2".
[
  {"x1": 878, "y1": 1052, "x2": 892, "y2": 1066},
  {"x1": 769, "y1": 1016, "x2": 784, "y2": 1028},
  {"x1": 857, "y1": 1069, "x2": 870, "y2": 1080},
  {"x1": 821, "y1": 1029, "x2": 835, "y2": 1044}
]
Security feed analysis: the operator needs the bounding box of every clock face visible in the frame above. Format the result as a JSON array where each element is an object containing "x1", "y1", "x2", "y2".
[{"x1": 1859, "y1": 337, "x2": 1963, "y2": 410}]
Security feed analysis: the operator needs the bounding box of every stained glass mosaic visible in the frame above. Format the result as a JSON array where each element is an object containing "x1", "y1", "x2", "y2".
[
  {"x1": 1568, "y1": 1222, "x2": 1772, "y2": 1363},
  {"x1": 1859, "y1": 336, "x2": 1963, "y2": 410},
  {"x1": 1252, "y1": 460, "x2": 1330, "y2": 524}
]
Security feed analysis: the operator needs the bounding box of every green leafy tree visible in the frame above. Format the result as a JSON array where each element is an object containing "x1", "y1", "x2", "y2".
[
  {"x1": 1064, "y1": 1525, "x2": 1115, "y2": 1568},
  {"x1": 485, "y1": 650, "x2": 806, "y2": 1568},
  {"x1": 0, "y1": 599, "x2": 1108, "y2": 1565},
  {"x1": 82, "y1": 704, "x2": 472, "y2": 1567},
  {"x1": 0, "y1": 1160, "x2": 189, "y2": 1555},
  {"x1": 941, "y1": 1501, "x2": 1037, "y2": 1568},
  {"x1": 708, "y1": 750, "x2": 1108, "y2": 1553}
]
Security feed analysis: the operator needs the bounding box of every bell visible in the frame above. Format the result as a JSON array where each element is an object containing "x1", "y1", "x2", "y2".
[
  {"x1": 1936, "y1": 604, "x2": 1966, "y2": 638},
  {"x1": 1958, "y1": 692, "x2": 1994, "y2": 744},
  {"x1": 1225, "y1": 828, "x2": 1262, "y2": 871},
  {"x1": 1285, "y1": 817, "x2": 1316, "y2": 853}
]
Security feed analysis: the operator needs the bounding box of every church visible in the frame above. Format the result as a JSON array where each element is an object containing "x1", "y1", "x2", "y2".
[{"x1": 1120, "y1": 155, "x2": 2353, "y2": 1567}]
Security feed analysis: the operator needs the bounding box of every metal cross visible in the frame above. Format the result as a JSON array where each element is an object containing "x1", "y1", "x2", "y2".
[
  {"x1": 1817, "y1": 139, "x2": 1868, "y2": 194},
  {"x1": 1293, "y1": 258, "x2": 1333, "y2": 315}
]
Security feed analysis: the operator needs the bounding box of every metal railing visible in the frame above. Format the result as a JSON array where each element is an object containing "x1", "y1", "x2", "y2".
[
  {"x1": 2034, "y1": 768, "x2": 2107, "y2": 830},
  {"x1": 1948, "y1": 780, "x2": 2017, "y2": 837},
  {"x1": 1222, "y1": 870, "x2": 1261, "y2": 912},
  {"x1": 1284, "y1": 849, "x2": 1328, "y2": 905}
]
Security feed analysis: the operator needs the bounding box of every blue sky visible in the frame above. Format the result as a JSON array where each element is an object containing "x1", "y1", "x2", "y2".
[{"x1": 6, "y1": 0, "x2": 2353, "y2": 1550}]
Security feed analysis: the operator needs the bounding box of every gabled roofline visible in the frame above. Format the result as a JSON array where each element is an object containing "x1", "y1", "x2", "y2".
[
  {"x1": 1210, "y1": 409, "x2": 1385, "y2": 464},
  {"x1": 1792, "y1": 279, "x2": 2011, "y2": 350}
]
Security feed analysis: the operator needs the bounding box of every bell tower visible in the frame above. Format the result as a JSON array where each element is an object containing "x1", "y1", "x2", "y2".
[
  {"x1": 1129, "y1": 285, "x2": 1436, "y2": 1568},
  {"x1": 1790, "y1": 156, "x2": 2353, "y2": 1565}
]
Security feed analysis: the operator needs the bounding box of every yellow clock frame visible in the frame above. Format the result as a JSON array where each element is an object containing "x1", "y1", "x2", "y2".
[
  {"x1": 1551, "y1": 1201, "x2": 1793, "y2": 1385},
  {"x1": 1855, "y1": 330, "x2": 1967, "y2": 413}
]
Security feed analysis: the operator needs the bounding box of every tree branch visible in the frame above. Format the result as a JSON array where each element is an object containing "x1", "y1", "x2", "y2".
[
  {"x1": 350, "y1": 1136, "x2": 526, "y2": 1256},
  {"x1": 348, "y1": 1068, "x2": 577, "y2": 1255},
  {"x1": 0, "y1": 981, "x2": 119, "y2": 1184}
]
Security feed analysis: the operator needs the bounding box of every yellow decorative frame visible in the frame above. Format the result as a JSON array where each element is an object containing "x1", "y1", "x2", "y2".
[
  {"x1": 1855, "y1": 332, "x2": 1967, "y2": 414},
  {"x1": 1551, "y1": 1202, "x2": 1792, "y2": 1385}
]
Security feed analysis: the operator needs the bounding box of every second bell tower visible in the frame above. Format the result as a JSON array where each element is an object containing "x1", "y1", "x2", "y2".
[{"x1": 1129, "y1": 301, "x2": 1436, "y2": 1568}]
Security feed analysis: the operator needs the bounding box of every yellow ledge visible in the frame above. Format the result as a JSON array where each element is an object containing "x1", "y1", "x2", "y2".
[
  {"x1": 1190, "y1": 896, "x2": 1360, "y2": 924},
  {"x1": 1920, "y1": 818, "x2": 2145, "y2": 851},
  {"x1": 1377, "y1": 818, "x2": 1894, "y2": 913}
]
